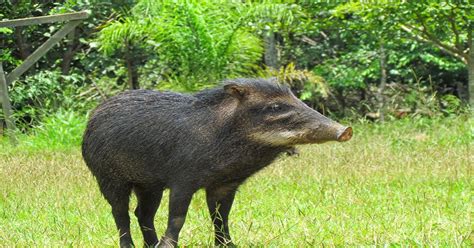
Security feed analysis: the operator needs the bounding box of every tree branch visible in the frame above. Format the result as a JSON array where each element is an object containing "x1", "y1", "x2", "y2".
[
  {"x1": 448, "y1": 7, "x2": 463, "y2": 52},
  {"x1": 469, "y1": 28, "x2": 472, "y2": 63},
  {"x1": 400, "y1": 24, "x2": 468, "y2": 64},
  {"x1": 415, "y1": 11, "x2": 467, "y2": 61}
]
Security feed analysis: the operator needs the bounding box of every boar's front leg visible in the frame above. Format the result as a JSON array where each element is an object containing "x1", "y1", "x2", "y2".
[
  {"x1": 158, "y1": 187, "x2": 194, "y2": 248},
  {"x1": 206, "y1": 183, "x2": 240, "y2": 247}
]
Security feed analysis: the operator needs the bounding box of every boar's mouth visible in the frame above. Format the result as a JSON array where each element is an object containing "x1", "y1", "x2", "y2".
[
  {"x1": 248, "y1": 130, "x2": 305, "y2": 146},
  {"x1": 248, "y1": 125, "x2": 352, "y2": 146},
  {"x1": 299, "y1": 126, "x2": 353, "y2": 144}
]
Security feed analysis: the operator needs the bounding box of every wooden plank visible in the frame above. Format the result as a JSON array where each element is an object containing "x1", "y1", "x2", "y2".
[
  {"x1": 0, "y1": 11, "x2": 89, "y2": 28},
  {"x1": 5, "y1": 20, "x2": 82, "y2": 85},
  {"x1": 0, "y1": 63, "x2": 17, "y2": 144}
]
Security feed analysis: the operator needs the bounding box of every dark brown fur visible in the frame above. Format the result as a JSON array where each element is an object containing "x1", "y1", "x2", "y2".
[{"x1": 82, "y1": 78, "x2": 349, "y2": 247}]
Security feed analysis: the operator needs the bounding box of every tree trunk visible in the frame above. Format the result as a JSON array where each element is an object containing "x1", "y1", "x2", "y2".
[
  {"x1": 124, "y1": 42, "x2": 139, "y2": 90},
  {"x1": 376, "y1": 41, "x2": 387, "y2": 121},
  {"x1": 264, "y1": 30, "x2": 278, "y2": 69},
  {"x1": 0, "y1": 62, "x2": 17, "y2": 144},
  {"x1": 455, "y1": 81, "x2": 469, "y2": 102},
  {"x1": 335, "y1": 88, "x2": 346, "y2": 114},
  {"x1": 469, "y1": 28, "x2": 474, "y2": 107},
  {"x1": 61, "y1": 28, "x2": 77, "y2": 75},
  {"x1": 14, "y1": 27, "x2": 30, "y2": 60}
]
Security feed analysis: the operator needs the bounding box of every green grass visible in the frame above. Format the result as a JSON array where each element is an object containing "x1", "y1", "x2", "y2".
[{"x1": 0, "y1": 115, "x2": 472, "y2": 246}]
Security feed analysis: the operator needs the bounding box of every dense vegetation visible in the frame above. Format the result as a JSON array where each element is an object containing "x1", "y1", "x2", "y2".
[{"x1": 0, "y1": 1, "x2": 472, "y2": 131}]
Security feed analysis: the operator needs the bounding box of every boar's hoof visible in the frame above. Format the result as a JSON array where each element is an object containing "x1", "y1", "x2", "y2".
[{"x1": 157, "y1": 237, "x2": 176, "y2": 248}]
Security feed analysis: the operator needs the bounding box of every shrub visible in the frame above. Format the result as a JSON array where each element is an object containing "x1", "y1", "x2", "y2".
[{"x1": 8, "y1": 70, "x2": 93, "y2": 130}]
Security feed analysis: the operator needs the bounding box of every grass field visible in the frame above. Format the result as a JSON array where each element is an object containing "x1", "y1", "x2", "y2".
[{"x1": 0, "y1": 116, "x2": 472, "y2": 247}]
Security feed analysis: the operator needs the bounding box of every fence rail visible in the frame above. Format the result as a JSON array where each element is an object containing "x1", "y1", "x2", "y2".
[
  {"x1": 0, "y1": 11, "x2": 89, "y2": 144},
  {"x1": 0, "y1": 11, "x2": 88, "y2": 28}
]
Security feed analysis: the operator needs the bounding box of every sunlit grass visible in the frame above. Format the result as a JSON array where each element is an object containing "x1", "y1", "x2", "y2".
[{"x1": 0, "y1": 116, "x2": 472, "y2": 246}]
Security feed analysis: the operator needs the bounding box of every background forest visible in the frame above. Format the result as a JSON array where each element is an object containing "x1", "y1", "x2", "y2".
[{"x1": 0, "y1": 0, "x2": 472, "y2": 133}]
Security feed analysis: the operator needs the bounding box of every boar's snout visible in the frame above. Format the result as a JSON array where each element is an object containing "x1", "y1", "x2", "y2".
[
  {"x1": 336, "y1": 126, "x2": 352, "y2": 142},
  {"x1": 301, "y1": 106, "x2": 353, "y2": 144},
  {"x1": 307, "y1": 122, "x2": 352, "y2": 143}
]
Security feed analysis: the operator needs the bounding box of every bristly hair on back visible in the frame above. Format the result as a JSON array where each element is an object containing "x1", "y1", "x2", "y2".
[
  {"x1": 222, "y1": 78, "x2": 289, "y2": 95},
  {"x1": 194, "y1": 78, "x2": 291, "y2": 105}
]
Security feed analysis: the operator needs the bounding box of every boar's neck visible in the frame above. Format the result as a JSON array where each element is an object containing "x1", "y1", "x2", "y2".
[
  {"x1": 192, "y1": 89, "x2": 289, "y2": 182},
  {"x1": 208, "y1": 129, "x2": 289, "y2": 182},
  {"x1": 193, "y1": 88, "x2": 228, "y2": 106}
]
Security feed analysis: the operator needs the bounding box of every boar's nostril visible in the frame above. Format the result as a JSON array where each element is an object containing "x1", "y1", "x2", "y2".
[{"x1": 337, "y1": 127, "x2": 353, "y2": 142}]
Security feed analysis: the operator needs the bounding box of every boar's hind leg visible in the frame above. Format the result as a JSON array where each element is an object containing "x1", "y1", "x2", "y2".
[
  {"x1": 134, "y1": 186, "x2": 164, "y2": 247},
  {"x1": 158, "y1": 187, "x2": 194, "y2": 248},
  {"x1": 206, "y1": 184, "x2": 239, "y2": 247},
  {"x1": 98, "y1": 180, "x2": 134, "y2": 248}
]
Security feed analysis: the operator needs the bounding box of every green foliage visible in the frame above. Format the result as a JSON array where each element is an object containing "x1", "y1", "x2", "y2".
[
  {"x1": 440, "y1": 94, "x2": 463, "y2": 115},
  {"x1": 297, "y1": 2, "x2": 471, "y2": 116},
  {"x1": 397, "y1": 2, "x2": 472, "y2": 59},
  {"x1": 97, "y1": 0, "x2": 264, "y2": 90},
  {"x1": 313, "y1": 47, "x2": 379, "y2": 90},
  {"x1": 24, "y1": 110, "x2": 87, "y2": 150},
  {"x1": 8, "y1": 70, "x2": 92, "y2": 129},
  {"x1": 0, "y1": 0, "x2": 471, "y2": 129},
  {"x1": 244, "y1": 1, "x2": 306, "y2": 34},
  {"x1": 257, "y1": 62, "x2": 329, "y2": 100},
  {"x1": 0, "y1": 27, "x2": 12, "y2": 34},
  {"x1": 419, "y1": 53, "x2": 465, "y2": 71},
  {"x1": 0, "y1": 110, "x2": 86, "y2": 152}
]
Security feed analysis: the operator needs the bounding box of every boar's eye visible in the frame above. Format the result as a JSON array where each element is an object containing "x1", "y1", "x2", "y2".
[
  {"x1": 271, "y1": 104, "x2": 282, "y2": 111},
  {"x1": 264, "y1": 103, "x2": 286, "y2": 113}
]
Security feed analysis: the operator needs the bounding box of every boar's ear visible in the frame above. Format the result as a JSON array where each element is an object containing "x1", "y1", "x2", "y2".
[{"x1": 224, "y1": 83, "x2": 248, "y2": 100}]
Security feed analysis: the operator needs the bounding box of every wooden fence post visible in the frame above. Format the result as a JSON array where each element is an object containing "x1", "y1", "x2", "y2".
[
  {"x1": 5, "y1": 20, "x2": 83, "y2": 85},
  {"x1": 0, "y1": 11, "x2": 89, "y2": 144},
  {"x1": 0, "y1": 63, "x2": 17, "y2": 144}
]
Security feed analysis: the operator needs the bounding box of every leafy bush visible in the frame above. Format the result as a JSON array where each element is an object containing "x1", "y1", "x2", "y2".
[
  {"x1": 440, "y1": 94, "x2": 462, "y2": 115},
  {"x1": 256, "y1": 63, "x2": 329, "y2": 102},
  {"x1": 8, "y1": 70, "x2": 94, "y2": 130},
  {"x1": 0, "y1": 110, "x2": 87, "y2": 152},
  {"x1": 26, "y1": 110, "x2": 87, "y2": 149},
  {"x1": 98, "y1": 0, "x2": 264, "y2": 91},
  {"x1": 312, "y1": 47, "x2": 379, "y2": 90}
]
